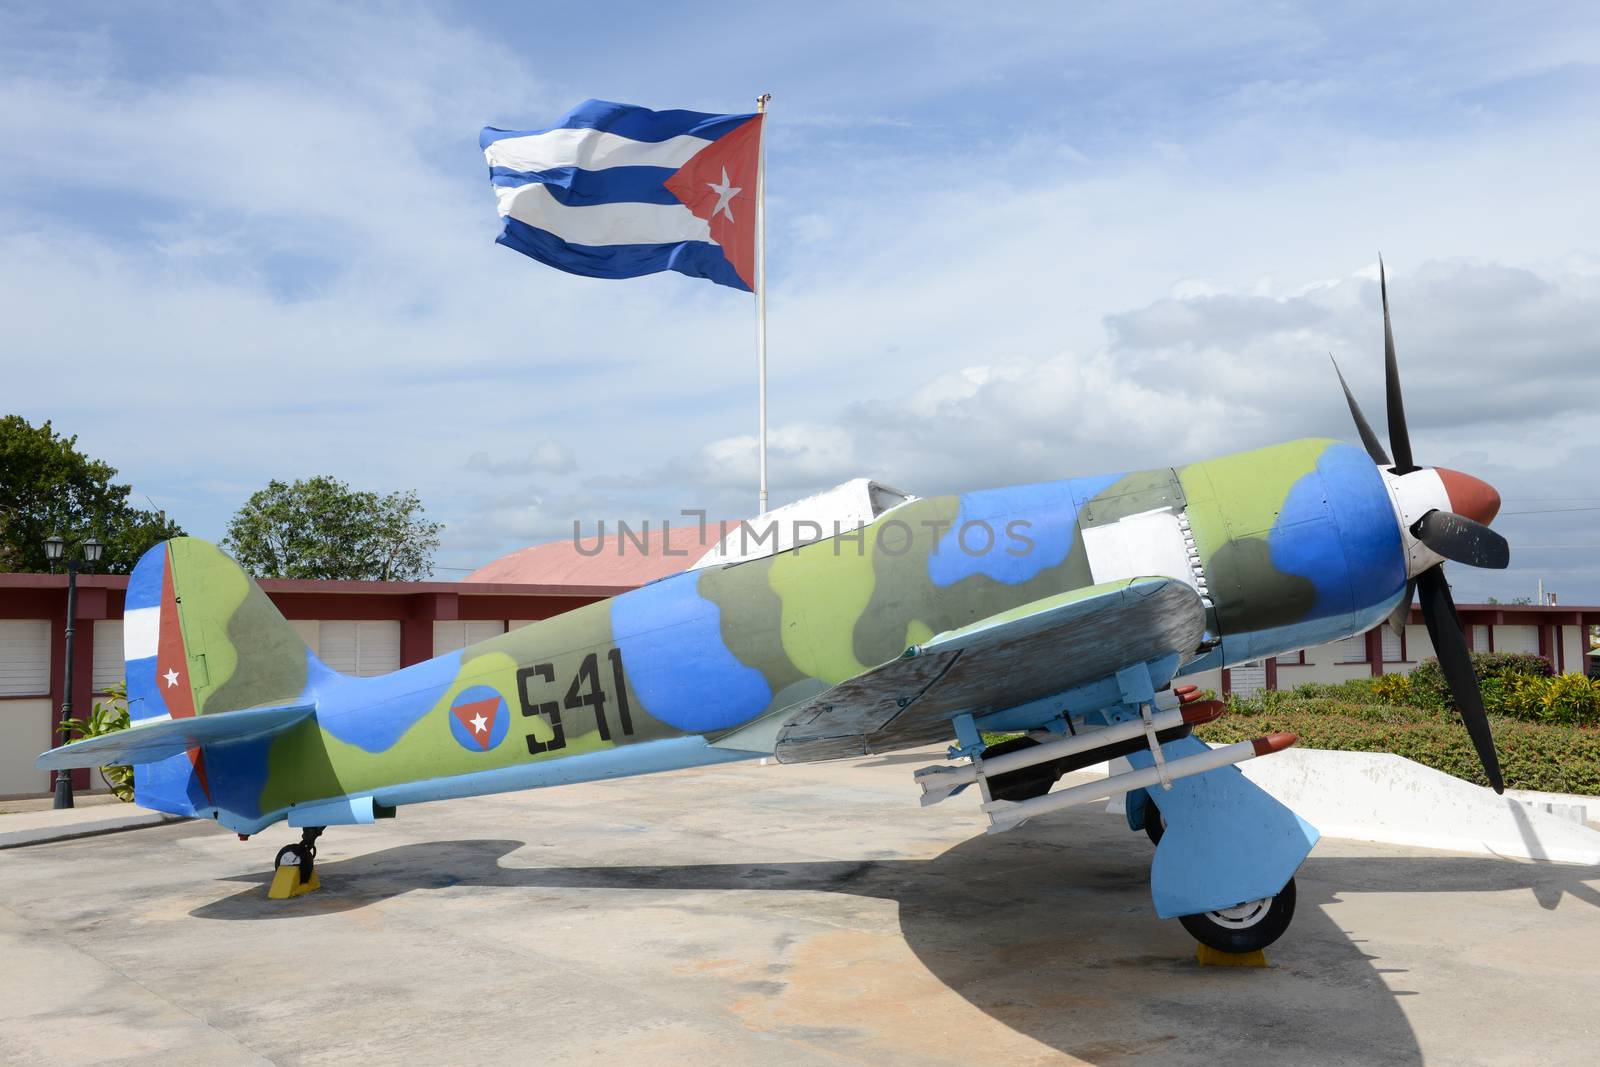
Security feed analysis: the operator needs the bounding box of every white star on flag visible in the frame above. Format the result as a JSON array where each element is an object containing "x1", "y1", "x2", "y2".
[
  {"x1": 470, "y1": 712, "x2": 489, "y2": 735},
  {"x1": 707, "y1": 167, "x2": 740, "y2": 222},
  {"x1": 163, "y1": 668, "x2": 180, "y2": 688}
]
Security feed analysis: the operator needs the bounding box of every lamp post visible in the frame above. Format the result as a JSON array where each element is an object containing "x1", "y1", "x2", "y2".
[{"x1": 46, "y1": 533, "x2": 103, "y2": 809}]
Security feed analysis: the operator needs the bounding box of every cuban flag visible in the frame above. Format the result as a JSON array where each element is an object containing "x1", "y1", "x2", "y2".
[{"x1": 482, "y1": 100, "x2": 763, "y2": 292}]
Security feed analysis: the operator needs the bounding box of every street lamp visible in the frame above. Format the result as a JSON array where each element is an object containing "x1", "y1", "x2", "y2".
[{"x1": 47, "y1": 534, "x2": 102, "y2": 809}]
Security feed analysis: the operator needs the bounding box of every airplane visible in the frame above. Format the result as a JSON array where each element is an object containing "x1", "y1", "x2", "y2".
[{"x1": 39, "y1": 265, "x2": 1510, "y2": 955}]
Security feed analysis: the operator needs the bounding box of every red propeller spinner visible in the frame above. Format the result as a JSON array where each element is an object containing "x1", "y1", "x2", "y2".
[{"x1": 1433, "y1": 468, "x2": 1501, "y2": 527}]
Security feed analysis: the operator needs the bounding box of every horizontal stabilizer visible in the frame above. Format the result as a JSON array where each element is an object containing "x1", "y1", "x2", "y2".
[{"x1": 37, "y1": 704, "x2": 315, "y2": 770}]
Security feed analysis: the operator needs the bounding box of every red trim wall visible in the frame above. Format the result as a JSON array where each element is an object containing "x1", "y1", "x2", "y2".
[{"x1": 1, "y1": 573, "x2": 611, "y2": 797}]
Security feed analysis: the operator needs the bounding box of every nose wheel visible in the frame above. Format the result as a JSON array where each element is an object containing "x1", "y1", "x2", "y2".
[{"x1": 268, "y1": 826, "x2": 325, "y2": 899}]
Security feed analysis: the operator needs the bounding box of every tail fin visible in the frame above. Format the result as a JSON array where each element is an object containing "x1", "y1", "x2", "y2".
[{"x1": 122, "y1": 538, "x2": 315, "y2": 814}]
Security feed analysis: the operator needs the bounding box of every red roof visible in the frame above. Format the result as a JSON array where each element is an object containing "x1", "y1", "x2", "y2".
[{"x1": 463, "y1": 522, "x2": 735, "y2": 589}]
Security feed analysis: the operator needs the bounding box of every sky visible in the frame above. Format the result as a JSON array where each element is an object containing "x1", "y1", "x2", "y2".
[{"x1": 2, "y1": 1, "x2": 1598, "y2": 601}]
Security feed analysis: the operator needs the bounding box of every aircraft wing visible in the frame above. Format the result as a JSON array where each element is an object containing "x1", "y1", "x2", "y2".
[
  {"x1": 36, "y1": 703, "x2": 315, "y2": 770},
  {"x1": 770, "y1": 577, "x2": 1206, "y2": 763}
]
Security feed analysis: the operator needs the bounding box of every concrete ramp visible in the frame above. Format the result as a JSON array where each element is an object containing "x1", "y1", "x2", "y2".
[{"x1": 1235, "y1": 749, "x2": 1600, "y2": 865}]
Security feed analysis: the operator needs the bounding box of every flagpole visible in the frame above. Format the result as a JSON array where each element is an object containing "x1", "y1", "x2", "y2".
[{"x1": 755, "y1": 92, "x2": 771, "y2": 515}]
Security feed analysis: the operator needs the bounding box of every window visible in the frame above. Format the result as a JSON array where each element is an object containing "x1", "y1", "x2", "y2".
[
  {"x1": 1381, "y1": 626, "x2": 1405, "y2": 663},
  {"x1": 1230, "y1": 661, "x2": 1267, "y2": 697},
  {"x1": 93, "y1": 620, "x2": 124, "y2": 692},
  {"x1": 433, "y1": 621, "x2": 507, "y2": 656},
  {"x1": 1495, "y1": 625, "x2": 1539, "y2": 656},
  {"x1": 1280, "y1": 649, "x2": 1308, "y2": 665},
  {"x1": 1336, "y1": 634, "x2": 1369, "y2": 663},
  {"x1": 318, "y1": 621, "x2": 401, "y2": 676},
  {"x1": 0, "y1": 620, "x2": 50, "y2": 696},
  {"x1": 1469, "y1": 624, "x2": 1490, "y2": 651}
]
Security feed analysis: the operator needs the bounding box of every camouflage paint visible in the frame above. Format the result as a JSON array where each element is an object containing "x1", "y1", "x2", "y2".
[{"x1": 129, "y1": 437, "x2": 1406, "y2": 835}]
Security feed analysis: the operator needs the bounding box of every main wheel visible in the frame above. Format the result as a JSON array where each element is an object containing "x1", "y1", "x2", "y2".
[
  {"x1": 1178, "y1": 877, "x2": 1297, "y2": 954},
  {"x1": 982, "y1": 736, "x2": 1059, "y2": 802},
  {"x1": 274, "y1": 843, "x2": 306, "y2": 869}
]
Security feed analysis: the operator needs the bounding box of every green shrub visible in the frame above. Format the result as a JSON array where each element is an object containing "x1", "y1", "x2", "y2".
[
  {"x1": 1409, "y1": 651, "x2": 1551, "y2": 711},
  {"x1": 1197, "y1": 701, "x2": 1600, "y2": 794},
  {"x1": 1372, "y1": 672, "x2": 1412, "y2": 705},
  {"x1": 1538, "y1": 673, "x2": 1600, "y2": 726},
  {"x1": 57, "y1": 681, "x2": 133, "y2": 802},
  {"x1": 1289, "y1": 677, "x2": 1384, "y2": 703}
]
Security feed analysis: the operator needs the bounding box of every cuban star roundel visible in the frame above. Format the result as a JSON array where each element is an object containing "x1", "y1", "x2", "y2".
[
  {"x1": 663, "y1": 114, "x2": 763, "y2": 290},
  {"x1": 448, "y1": 685, "x2": 510, "y2": 752}
]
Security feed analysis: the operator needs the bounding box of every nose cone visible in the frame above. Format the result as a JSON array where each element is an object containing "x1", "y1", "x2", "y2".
[{"x1": 1435, "y1": 468, "x2": 1501, "y2": 525}]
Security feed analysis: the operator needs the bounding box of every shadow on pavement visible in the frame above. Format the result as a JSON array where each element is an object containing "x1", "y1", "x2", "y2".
[{"x1": 188, "y1": 825, "x2": 1600, "y2": 1063}]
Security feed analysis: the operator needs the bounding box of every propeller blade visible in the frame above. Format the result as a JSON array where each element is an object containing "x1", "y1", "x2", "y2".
[
  {"x1": 1380, "y1": 258, "x2": 1417, "y2": 474},
  {"x1": 1385, "y1": 579, "x2": 1415, "y2": 638},
  {"x1": 1412, "y1": 510, "x2": 1511, "y2": 569},
  {"x1": 1330, "y1": 354, "x2": 1391, "y2": 466},
  {"x1": 1417, "y1": 566, "x2": 1504, "y2": 793}
]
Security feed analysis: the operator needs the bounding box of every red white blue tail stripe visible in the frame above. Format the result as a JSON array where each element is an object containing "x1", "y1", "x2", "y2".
[{"x1": 482, "y1": 100, "x2": 762, "y2": 291}]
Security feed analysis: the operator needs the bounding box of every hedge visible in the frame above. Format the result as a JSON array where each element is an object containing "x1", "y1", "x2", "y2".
[{"x1": 1196, "y1": 700, "x2": 1600, "y2": 795}]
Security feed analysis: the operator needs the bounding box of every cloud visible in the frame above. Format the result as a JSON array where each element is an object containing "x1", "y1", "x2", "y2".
[
  {"x1": 465, "y1": 443, "x2": 576, "y2": 476},
  {"x1": 2, "y1": 3, "x2": 1598, "y2": 601}
]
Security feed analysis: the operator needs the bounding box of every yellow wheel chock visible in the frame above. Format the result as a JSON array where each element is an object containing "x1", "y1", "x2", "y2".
[
  {"x1": 1195, "y1": 944, "x2": 1268, "y2": 967},
  {"x1": 267, "y1": 826, "x2": 325, "y2": 900}
]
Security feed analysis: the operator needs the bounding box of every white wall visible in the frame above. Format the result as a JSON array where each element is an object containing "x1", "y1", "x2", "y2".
[
  {"x1": 288, "y1": 619, "x2": 320, "y2": 657},
  {"x1": 433, "y1": 620, "x2": 507, "y2": 656},
  {"x1": 92, "y1": 619, "x2": 123, "y2": 692},
  {"x1": 0, "y1": 697, "x2": 51, "y2": 798},
  {"x1": 1182, "y1": 666, "x2": 1222, "y2": 695},
  {"x1": 318, "y1": 621, "x2": 401, "y2": 676},
  {"x1": 1562, "y1": 627, "x2": 1587, "y2": 675},
  {"x1": 1280, "y1": 659, "x2": 1373, "y2": 686},
  {"x1": 1496, "y1": 624, "x2": 1540, "y2": 655}
]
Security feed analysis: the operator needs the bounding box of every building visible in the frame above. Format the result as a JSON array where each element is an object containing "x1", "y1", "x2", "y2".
[
  {"x1": 0, "y1": 572, "x2": 621, "y2": 799},
  {"x1": 1184, "y1": 603, "x2": 1599, "y2": 699},
  {"x1": 4, "y1": 564, "x2": 1596, "y2": 798}
]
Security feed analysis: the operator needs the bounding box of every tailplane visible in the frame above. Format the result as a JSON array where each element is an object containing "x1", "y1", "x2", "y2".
[{"x1": 42, "y1": 538, "x2": 320, "y2": 815}]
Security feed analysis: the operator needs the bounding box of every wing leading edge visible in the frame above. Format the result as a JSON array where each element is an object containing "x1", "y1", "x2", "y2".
[{"x1": 767, "y1": 577, "x2": 1207, "y2": 763}]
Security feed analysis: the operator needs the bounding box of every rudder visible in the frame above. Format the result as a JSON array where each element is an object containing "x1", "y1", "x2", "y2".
[{"x1": 124, "y1": 538, "x2": 315, "y2": 814}]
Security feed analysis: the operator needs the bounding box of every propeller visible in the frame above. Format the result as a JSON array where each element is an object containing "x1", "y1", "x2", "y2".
[
  {"x1": 1380, "y1": 260, "x2": 1418, "y2": 474},
  {"x1": 1412, "y1": 510, "x2": 1510, "y2": 570},
  {"x1": 1333, "y1": 259, "x2": 1510, "y2": 793}
]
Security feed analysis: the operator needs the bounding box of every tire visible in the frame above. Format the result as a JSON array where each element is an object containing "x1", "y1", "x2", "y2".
[
  {"x1": 1178, "y1": 877, "x2": 1297, "y2": 954},
  {"x1": 274, "y1": 844, "x2": 304, "y2": 869},
  {"x1": 1141, "y1": 794, "x2": 1165, "y2": 845},
  {"x1": 982, "y1": 736, "x2": 1059, "y2": 802}
]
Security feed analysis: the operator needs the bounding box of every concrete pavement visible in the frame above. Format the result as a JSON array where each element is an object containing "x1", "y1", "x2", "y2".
[
  {"x1": 0, "y1": 803, "x2": 186, "y2": 850},
  {"x1": 2, "y1": 751, "x2": 1597, "y2": 1065}
]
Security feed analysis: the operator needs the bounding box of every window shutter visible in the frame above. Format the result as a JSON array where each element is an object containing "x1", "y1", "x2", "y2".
[
  {"x1": 1337, "y1": 634, "x2": 1368, "y2": 662},
  {"x1": 0, "y1": 620, "x2": 50, "y2": 696},
  {"x1": 318, "y1": 622, "x2": 359, "y2": 674},
  {"x1": 355, "y1": 622, "x2": 400, "y2": 676},
  {"x1": 1494, "y1": 625, "x2": 1539, "y2": 655},
  {"x1": 93, "y1": 620, "x2": 125, "y2": 691}
]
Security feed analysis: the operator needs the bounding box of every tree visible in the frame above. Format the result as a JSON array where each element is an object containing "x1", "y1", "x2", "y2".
[
  {"x1": 223, "y1": 476, "x2": 442, "y2": 581},
  {"x1": 0, "y1": 415, "x2": 185, "y2": 574}
]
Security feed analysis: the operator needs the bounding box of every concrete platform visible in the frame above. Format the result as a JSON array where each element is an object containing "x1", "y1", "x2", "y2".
[
  {"x1": 0, "y1": 804, "x2": 186, "y2": 850},
  {"x1": 2, "y1": 752, "x2": 1598, "y2": 1066}
]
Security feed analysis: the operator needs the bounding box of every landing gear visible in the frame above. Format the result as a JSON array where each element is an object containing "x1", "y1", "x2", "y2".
[
  {"x1": 268, "y1": 826, "x2": 325, "y2": 899},
  {"x1": 1179, "y1": 877, "x2": 1297, "y2": 954},
  {"x1": 1141, "y1": 793, "x2": 1166, "y2": 845}
]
